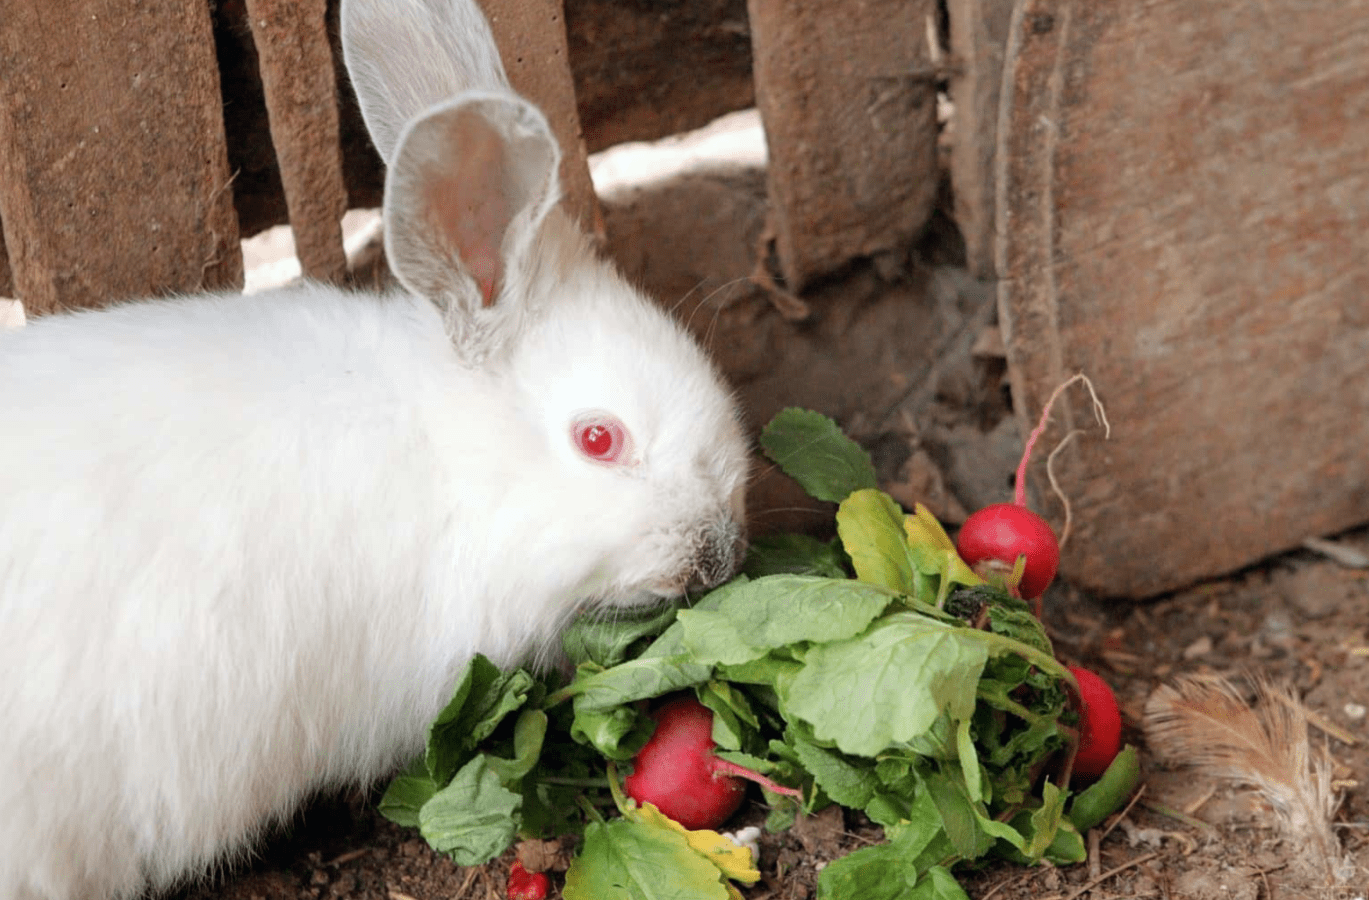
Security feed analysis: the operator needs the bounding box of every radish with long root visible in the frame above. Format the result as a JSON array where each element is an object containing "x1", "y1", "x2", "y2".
[
  {"x1": 952, "y1": 373, "x2": 1122, "y2": 778},
  {"x1": 955, "y1": 373, "x2": 1110, "y2": 606}
]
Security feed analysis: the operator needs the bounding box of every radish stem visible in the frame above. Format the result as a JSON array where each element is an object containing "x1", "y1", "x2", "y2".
[
  {"x1": 605, "y1": 760, "x2": 631, "y2": 817},
  {"x1": 710, "y1": 758, "x2": 804, "y2": 798},
  {"x1": 535, "y1": 775, "x2": 612, "y2": 789}
]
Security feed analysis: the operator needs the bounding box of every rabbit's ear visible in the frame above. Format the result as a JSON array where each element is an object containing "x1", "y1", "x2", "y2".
[
  {"x1": 383, "y1": 93, "x2": 562, "y2": 322},
  {"x1": 341, "y1": 0, "x2": 510, "y2": 164}
]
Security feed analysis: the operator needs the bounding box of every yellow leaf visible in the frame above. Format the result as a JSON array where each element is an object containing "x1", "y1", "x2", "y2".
[
  {"x1": 1010, "y1": 553, "x2": 1027, "y2": 586},
  {"x1": 940, "y1": 547, "x2": 985, "y2": 592},
  {"x1": 726, "y1": 884, "x2": 746, "y2": 900},
  {"x1": 904, "y1": 505, "x2": 982, "y2": 605},
  {"x1": 905, "y1": 503, "x2": 959, "y2": 553},
  {"x1": 837, "y1": 489, "x2": 916, "y2": 591},
  {"x1": 631, "y1": 803, "x2": 761, "y2": 884}
]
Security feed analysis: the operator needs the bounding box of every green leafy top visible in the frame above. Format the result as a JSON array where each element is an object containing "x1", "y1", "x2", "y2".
[{"x1": 379, "y1": 408, "x2": 1139, "y2": 900}]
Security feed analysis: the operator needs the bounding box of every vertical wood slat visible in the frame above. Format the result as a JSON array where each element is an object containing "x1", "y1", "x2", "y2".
[
  {"x1": 747, "y1": 0, "x2": 941, "y2": 293},
  {"x1": 0, "y1": 224, "x2": 12, "y2": 297},
  {"x1": 485, "y1": 0, "x2": 601, "y2": 237},
  {"x1": 947, "y1": 0, "x2": 1015, "y2": 280},
  {"x1": 0, "y1": 0, "x2": 241, "y2": 316},
  {"x1": 246, "y1": 0, "x2": 349, "y2": 284}
]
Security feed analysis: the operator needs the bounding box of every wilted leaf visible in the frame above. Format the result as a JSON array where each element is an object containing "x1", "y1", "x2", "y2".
[
  {"x1": 629, "y1": 803, "x2": 760, "y2": 884},
  {"x1": 418, "y1": 756, "x2": 522, "y2": 866},
  {"x1": 781, "y1": 613, "x2": 988, "y2": 757},
  {"x1": 837, "y1": 489, "x2": 918, "y2": 593},
  {"x1": 564, "y1": 817, "x2": 733, "y2": 900}
]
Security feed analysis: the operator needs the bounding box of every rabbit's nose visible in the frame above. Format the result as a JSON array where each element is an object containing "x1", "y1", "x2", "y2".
[{"x1": 687, "y1": 518, "x2": 747, "y2": 591}]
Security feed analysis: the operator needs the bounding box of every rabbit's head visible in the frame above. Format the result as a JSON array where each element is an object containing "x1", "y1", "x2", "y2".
[
  {"x1": 342, "y1": 0, "x2": 751, "y2": 607},
  {"x1": 505, "y1": 252, "x2": 751, "y2": 605}
]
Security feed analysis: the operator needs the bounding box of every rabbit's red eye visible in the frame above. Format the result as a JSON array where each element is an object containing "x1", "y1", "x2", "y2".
[
  {"x1": 572, "y1": 414, "x2": 631, "y2": 465},
  {"x1": 581, "y1": 425, "x2": 614, "y2": 457}
]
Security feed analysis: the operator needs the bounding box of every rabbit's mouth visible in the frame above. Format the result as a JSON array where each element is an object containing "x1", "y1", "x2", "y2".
[
  {"x1": 646, "y1": 517, "x2": 747, "y2": 597},
  {"x1": 688, "y1": 524, "x2": 748, "y2": 591}
]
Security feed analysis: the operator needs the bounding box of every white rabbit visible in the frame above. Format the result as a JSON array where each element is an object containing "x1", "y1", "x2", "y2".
[{"x1": 0, "y1": 0, "x2": 750, "y2": 897}]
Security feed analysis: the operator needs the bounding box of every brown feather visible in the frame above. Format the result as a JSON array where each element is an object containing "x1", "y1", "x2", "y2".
[{"x1": 1143, "y1": 673, "x2": 1344, "y2": 881}]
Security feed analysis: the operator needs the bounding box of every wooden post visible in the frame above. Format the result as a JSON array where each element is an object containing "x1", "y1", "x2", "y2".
[
  {"x1": 947, "y1": 0, "x2": 1016, "y2": 279},
  {"x1": 0, "y1": 0, "x2": 241, "y2": 315},
  {"x1": 246, "y1": 0, "x2": 349, "y2": 283},
  {"x1": 748, "y1": 0, "x2": 941, "y2": 293},
  {"x1": 0, "y1": 224, "x2": 12, "y2": 298},
  {"x1": 997, "y1": 0, "x2": 1369, "y2": 596}
]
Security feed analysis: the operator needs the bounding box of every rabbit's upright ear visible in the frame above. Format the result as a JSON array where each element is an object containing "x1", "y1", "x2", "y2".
[
  {"x1": 383, "y1": 94, "x2": 561, "y2": 325},
  {"x1": 341, "y1": 0, "x2": 510, "y2": 164},
  {"x1": 342, "y1": 0, "x2": 564, "y2": 351}
]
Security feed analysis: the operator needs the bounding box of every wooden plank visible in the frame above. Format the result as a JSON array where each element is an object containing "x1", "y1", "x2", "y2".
[
  {"x1": 947, "y1": 0, "x2": 1015, "y2": 280},
  {"x1": 748, "y1": 0, "x2": 940, "y2": 292},
  {"x1": 246, "y1": 0, "x2": 349, "y2": 283},
  {"x1": 996, "y1": 0, "x2": 1369, "y2": 596},
  {"x1": 485, "y1": 0, "x2": 600, "y2": 235},
  {"x1": 140, "y1": 0, "x2": 752, "y2": 242},
  {"x1": 565, "y1": 0, "x2": 753, "y2": 153},
  {"x1": 0, "y1": 0, "x2": 241, "y2": 315}
]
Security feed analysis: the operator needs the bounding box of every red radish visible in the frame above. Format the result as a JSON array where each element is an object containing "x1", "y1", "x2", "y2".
[
  {"x1": 956, "y1": 503, "x2": 1060, "y2": 600},
  {"x1": 1068, "y1": 666, "x2": 1123, "y2": 778},
  {"x1": 507, "y1": 860, "x2": 550, "y2": 900},
  {"x1": 624, "y1": 697, "x2": 745, "y2": 830},
  {"x1": 624, "y1": 696, "x2": 801, "y2": 830}
]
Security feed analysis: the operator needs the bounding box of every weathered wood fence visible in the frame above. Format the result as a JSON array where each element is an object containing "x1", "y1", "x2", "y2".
[{"x1": 3, "y1": 0, "x2": 1368, "y2": 598}]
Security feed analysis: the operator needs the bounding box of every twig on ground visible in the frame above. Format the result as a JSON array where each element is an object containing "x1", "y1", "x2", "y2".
[
  {"x1": 1099, "y1": 782, "x2": 1147, "y2": 843},
  {"x1": 1061, "y1": 851, "x2": 1159, "y2": 900},
  {"x1": 978, "y1": 872, "x2": 1035, "y2": 900},
  {"x1": 1140, "y1": 798, "x2": 1218, "y2": 833}
]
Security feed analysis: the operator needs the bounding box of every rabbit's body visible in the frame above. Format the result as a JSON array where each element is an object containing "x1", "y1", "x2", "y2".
[
  {"x1": 0, "y1": 2, "x2": 750, "y2": 897},
  {"x1": 1, "y1": 286, "x2": 476, "y2": 899}
]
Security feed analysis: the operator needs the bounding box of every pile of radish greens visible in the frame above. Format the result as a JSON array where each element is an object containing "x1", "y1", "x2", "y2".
[{"x1": 379, "y1": 408, "x2": 1139, "y2": 900}]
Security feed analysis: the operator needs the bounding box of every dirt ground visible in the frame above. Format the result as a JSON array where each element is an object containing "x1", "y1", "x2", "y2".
[{"x1": 168, "y1": 536, "x2": 1369, "y2": 900}]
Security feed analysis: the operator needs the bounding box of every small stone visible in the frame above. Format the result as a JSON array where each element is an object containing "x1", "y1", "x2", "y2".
[
  {"x1": 1182, "y1": 635, "x2": 1213, "y2": 659},
  {"x1": 1272, "y1": 565, "x2": 1354, "y2": 620}
]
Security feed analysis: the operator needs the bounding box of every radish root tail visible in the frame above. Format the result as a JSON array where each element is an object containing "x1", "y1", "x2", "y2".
[
  {"x1": 1047, "y1": 430, "x2": 1083, "y2": 549},
  {"x1": 1014, "y1": 373, "x2": 1112, "y2": 522}
]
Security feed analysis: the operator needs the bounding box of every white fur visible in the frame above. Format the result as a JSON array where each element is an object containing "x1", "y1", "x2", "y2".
[{"x1": 0, "y1": 1, "x2": 749, "y2": 897}]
